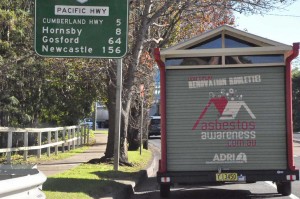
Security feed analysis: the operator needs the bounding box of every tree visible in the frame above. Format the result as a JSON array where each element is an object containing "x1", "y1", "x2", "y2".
[
  {"x1": 38, "y1": 58, "x2": 108, "y2": 126},
  {"x1": 103, "y1": 0, "x2": 297, "y2": 164},
  {"x1": 292, "y1": 67, "x2": 300, "y2": 131},
  {"x1": 0, "y1": 0, "x2": 35, "y2": 126},
  {"x1": 292, "y1": 57, "x2": 300, "y2": 69},
  {"x1": 1, "y1": 0, "x2": 296, "y2": 164},
  {"x1": 0, "y1": 0, "x2": 109, "y2": 127}
]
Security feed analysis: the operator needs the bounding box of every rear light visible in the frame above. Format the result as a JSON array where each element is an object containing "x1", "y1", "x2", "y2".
[
  {"x1": 161, "y1": 177, "x2": 171, "y2": 183},
  {"x1": 286, "y1": 175, "x2": 296, "y2": 181}
]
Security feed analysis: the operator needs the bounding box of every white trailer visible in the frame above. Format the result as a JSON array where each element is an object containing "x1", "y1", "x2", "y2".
[
  {"x1": 96, "y1": 104, "x2": 109, "y2": 128},
  {"x1": 155, "y1": 25, "x2": 299, "y2": 197}
]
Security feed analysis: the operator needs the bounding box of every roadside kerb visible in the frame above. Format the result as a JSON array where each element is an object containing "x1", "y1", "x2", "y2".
[
  {"x1": 111, "y1": 142, "x2": 160, "y2": 199},
  {"x1": 294, "y1": 139, "x2": 300, "y2": 144}
]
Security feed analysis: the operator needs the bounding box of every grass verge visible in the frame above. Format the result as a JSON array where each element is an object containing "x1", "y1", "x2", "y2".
[
  {"x1": 43, "y1": 149, "x2": 152, "y2": 199},
  {"x1": 94, "y1": 129, "x2": 108, "y2": 134}
]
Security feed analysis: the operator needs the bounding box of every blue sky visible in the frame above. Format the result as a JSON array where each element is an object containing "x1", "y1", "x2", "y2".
[
  {"x1": 234, "y1": 1, "x2": 300, "y2": 67},
  {"x1": 234, "y1": 1, "x2": 300, "y2": 46}
]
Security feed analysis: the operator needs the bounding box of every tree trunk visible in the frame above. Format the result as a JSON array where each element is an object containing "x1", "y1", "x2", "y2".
[
  {"x1": 119, "y1": 110, "x2": 129, "y2": 163},
  {"x1": 104, "y1": 93, "x2": 115, "y2": 158},
  {"x1": 104, "y1": 87, "x2": 131, "y2": 164},
  {"x1": 102, "y1": 1, "x2": 180, "y2": 164},
  {"x1": 103, "y1": 61, "x2": 131, "y2": 165},
  {"x1": 103, "y1": 64, "x2": 117, "y2": 159}
]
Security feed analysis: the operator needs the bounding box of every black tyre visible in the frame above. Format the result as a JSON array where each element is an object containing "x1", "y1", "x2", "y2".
[
  {"x1": 276, "y1": 182, "x2": 291, "y2": 196},
  {"x1": 276, "y1": 182, "x2": 283, "y2": 194},
  {"x1": 160, "y1": 184, "x2": 170, "y2": 198}
]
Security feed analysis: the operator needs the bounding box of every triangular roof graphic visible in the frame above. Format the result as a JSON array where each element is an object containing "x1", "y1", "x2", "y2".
[
  {"x1": 219, "y1": 101, "x2": 256, "y2": 120},
  {"x1": 192, "y1": 97, "x2": 256, "y2": 130},
  {"x1": 161, "y1": 25, "x2": 291, "y2": 52}
]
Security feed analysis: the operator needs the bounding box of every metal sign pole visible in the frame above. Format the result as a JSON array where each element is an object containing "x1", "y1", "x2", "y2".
[
  {"x1": 94, "y1": 102, "x2": 97, "y2": 131},
  {"x1": 114, "y1": 59, "x2": 122, "y2": 171},
  {"x1": 139, "y1": 84, "x2": 144, "y2": 155},
  {"x1": 140, "y1": 97, "x2": 143, "y2": 155}
]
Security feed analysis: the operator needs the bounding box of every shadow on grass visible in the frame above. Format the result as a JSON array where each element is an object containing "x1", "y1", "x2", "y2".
[
  {"x1": 43, "y1": 170, "x2": 143, "y2": 198},
  {"x1": 91, "y1": 169, "x2": 144, "y2": 181}
]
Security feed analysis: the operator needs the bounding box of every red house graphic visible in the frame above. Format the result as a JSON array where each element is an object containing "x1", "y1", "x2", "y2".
[{"x1": 192, "y1": 96, "x2": 256, "y2": 130}]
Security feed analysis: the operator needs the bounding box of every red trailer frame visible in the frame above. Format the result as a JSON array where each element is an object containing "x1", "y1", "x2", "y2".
[{"x1": 154, "y1": 42, "x2": 300, "y2": 197}]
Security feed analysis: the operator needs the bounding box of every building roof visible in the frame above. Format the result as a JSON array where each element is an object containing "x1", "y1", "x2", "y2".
[
  {"x1": 164, "y1": 25, "x2": 291, "y2": 51},
  {"x1": 160, "y1": 25, "x2": 292, "y2": 59}
]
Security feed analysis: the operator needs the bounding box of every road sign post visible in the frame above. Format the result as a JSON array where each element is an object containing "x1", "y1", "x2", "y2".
[
  {"x1": 35, "y1": 0, "x2": 128, "y2": 58},
  {"x1": 114, "y1": 59, "x2": 122, "y2": 171},
  {"x1": 35, "y1": 0, "x2": 128, "y2": 170}
]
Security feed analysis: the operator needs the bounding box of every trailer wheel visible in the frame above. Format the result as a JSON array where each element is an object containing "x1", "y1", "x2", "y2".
[
  {"x1": 101, "y1": 122, "x2": 105, "y2": 128},
  {"x1": 276, "y1": 182, "x2": 291, "y2": 196},
  {"x1": 160, "y1": 184, "x2": 170, "y2": 198}
]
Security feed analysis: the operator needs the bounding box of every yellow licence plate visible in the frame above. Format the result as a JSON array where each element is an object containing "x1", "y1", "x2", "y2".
[{"x1": 216, "y1": 173, "x2": 238, "y2": 182}]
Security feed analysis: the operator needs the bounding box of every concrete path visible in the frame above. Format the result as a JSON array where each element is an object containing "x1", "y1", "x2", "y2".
[{"x1": 38, "y1": 133, "x2": 107, "y2": 176}]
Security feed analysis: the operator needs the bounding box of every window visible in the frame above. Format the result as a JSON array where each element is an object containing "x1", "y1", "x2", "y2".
[
  {"x1": 166, "y1": 57, "x2": 221, "y2": 66},
  {"x1": 188, "y1": 36, "x2": 222, "y2": 49},
  {"x1": 225, "y1": 55, "x2": 284, "y2": 64},
  {"x1": 187, "y1": 35, "x2": 259, "y2": 49},
  {"x1": 166, "y1": 31, "x2": 285, "y2": 67},
  {"x1": 225, "y1": 35, "x2": 258, "y2": 48}
]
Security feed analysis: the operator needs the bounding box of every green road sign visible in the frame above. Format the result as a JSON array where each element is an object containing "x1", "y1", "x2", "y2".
[{"x1": 35, "y1": 0, "x2": 128, "y2": 58}]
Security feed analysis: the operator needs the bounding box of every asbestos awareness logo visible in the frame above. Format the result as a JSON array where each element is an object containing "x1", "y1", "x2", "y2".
[
  {"x1": 192, "y1": 89, "x2": 257, "y2": 164},
  {"x1": 193, "y1": 89, "x2": 257, "y2": 147},
  {"x1": 193, "y1": 88, "x2": 255, "y2": 129}
]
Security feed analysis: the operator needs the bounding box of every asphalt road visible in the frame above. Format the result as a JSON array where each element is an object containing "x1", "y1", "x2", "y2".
[{"x1": 131, "y1": 136, "x2": 300, "y2": 199}]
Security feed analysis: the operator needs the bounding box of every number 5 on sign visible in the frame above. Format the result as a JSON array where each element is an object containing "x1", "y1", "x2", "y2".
[{"x1": 116, "y1": 19, "x2": 121, "y2": 26}]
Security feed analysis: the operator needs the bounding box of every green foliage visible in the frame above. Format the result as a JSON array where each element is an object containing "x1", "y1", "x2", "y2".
[
  {"x1": 0, "y1": 56, "x2": 106, "y2": 126},
  {"x1": 0, "y1": 1, "x2": 108, "y2": 127},
  {"x1": 0, "y1": 94, "x2": 31, "y2": 126},
  {"x1": 292, "y1": 57, "x2": 300, "y2": 69},
  {"x1": 292, "y1": 67, "x2": 300, "y2": 131}
]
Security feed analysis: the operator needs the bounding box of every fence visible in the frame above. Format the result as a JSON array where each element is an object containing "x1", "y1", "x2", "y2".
[{"x1": 0, "y1": 125, "x2": 90, "y2": 163}]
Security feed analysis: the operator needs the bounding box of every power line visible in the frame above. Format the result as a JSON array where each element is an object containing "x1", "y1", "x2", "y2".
[{"x1": 265, "y1": 13, "x2": 300, "y2": 18}]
